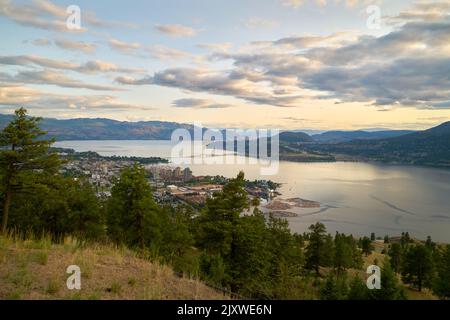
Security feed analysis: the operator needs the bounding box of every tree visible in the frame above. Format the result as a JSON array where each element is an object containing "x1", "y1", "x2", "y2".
[
  {"x1": 0, "y1": 108, "x2": 60, "y2": 234},
  {"x1": 369, "y1": 260, "x2": 406, "y2": 300},
  {"x1": 196, "y1": 171, "x2": 249, "y2": 256},
  {"x1": 384, "y1": 235, "x2": 390, "y2": 244},
  {"x1": 371, "y1": 233, "x2": 376, "y2": 241},
  {"x1": 196, "y1": 172, "x2": 274, "y2": 296},
  {"x1": 433, "y1": 245, "x2": 450, "y2": 299},
  {"x1": 400, "y1": 232, "x2": 411, "y2": 250},
  {"x1": 388, "y1": 243, "x2": 403, "y2": 274},
  {"x1": 305, "y1": 222, "x2": 328, "y2": 276},
  {"x1": 347, "y1": 276, "x2": 369, "y2": 300},
  {"x1": 402, "y1": 244, "x2": 434, "y2": 291},
  {"x1": 107, "y1": 164, "x2": 162, "y2": 249},
  {"x1": 8, "y1": 173, "x2": 102, "y2": 240},
  {"x1": 361, "y1": 237, "x2": 374, "y2": 256},
  {"x1": 320, "y1": 275, "x2": 340, "y2": 300},
  {"x1": 333, "y1": 232, "x2": 353, "y2": 274}
]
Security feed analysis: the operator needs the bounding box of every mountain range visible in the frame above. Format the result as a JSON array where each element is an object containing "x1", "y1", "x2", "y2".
[
  {"x1": 1, "y1": 113, "x2": 449, "y2": 167},
  {"x1": 305, "y1": 122, "x2": 450, "y2": 167}
]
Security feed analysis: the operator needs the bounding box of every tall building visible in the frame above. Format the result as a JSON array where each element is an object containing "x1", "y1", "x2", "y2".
[{"x1": 183, "y1": 168, "x2": 193, "y2": 182}]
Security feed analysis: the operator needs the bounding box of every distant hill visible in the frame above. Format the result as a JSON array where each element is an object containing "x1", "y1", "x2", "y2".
[
  {"x1": 0, "y1": 114, "x2": 192, "y2": 141},
  {"x1": 307, "y1": 122, "x2": 450, "y2": 167},
  {"x1": 312, "y1": 130, "x2": 415, "y2": 143},
  {"x1": 279, "y1": 131, "x2": 314, "y2": 143}
]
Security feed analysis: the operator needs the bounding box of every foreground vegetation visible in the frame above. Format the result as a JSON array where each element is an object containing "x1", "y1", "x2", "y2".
[
  {"x1": 0, "y1": 234, "x2": 228, "y2": 300},
  {"x1": 1, "y1": 108, "x2": 450, "y2": 300}
]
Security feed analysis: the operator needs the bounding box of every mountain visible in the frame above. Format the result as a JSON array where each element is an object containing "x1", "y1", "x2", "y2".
[
  {"x1": 312, "y1": 130, "x2": 415, "y2": 143},
  {"x1": 307, "y1": 122, "x2": 450, "y2": 167},
  {"x1": 279, "y1": 131, "x2": 314, "y2": 143},
  {"x1": 0, "y1": 114, "x2": 192, "y2": 140}
]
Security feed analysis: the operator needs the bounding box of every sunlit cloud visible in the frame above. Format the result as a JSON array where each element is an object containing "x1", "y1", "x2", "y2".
[{"x1": 154, "y1": 23, "x2": 198, "y2": 37}]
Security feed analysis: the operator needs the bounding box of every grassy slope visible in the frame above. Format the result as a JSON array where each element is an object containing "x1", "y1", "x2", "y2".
[{"x1": 0, "y1": 236, "x2": 228, "y2": 300}]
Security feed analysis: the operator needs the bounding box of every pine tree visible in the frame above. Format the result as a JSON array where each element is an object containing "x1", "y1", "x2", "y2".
[
  {"x1": 320, "y1": 275, "x2": 340, "y2": 300},
  {"x1": 197, "y1": 171, "x2": 249, "y2": 256},
  {"x1": 347, "y1": 276, "x2": 369, "y2": 300},
  {"x1": 305, "y1": 222, "x2": 328, "y2": 276},
  {"x1": 0, "y1": 108, "x2": 60, "y2": 234},
  {"x1": 369, "y1": 260, "x2": 406, "y2": 300},
  {"x1": 333, "y1": 232, "x2": 352, "y2": 274},
  {"x1": 402, "y1": 244, "x2": 434, "y2": 292},
  {"x1": 433, "y1": 245, "x2": 450, "y2": 299},
  {"x1": 388, "y1": 243, "x2": 403, "y2": 273},
  {"x1": 361, "y1": 236, "x2": 374, "y2": 256},
  {"x1": 106, "y1": 164, "x2": 161, "y2": 249}
]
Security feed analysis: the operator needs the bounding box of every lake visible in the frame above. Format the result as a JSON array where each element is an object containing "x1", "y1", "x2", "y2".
[{"x1": 55, "y1": 140, "x2": 450, "y2": 243}]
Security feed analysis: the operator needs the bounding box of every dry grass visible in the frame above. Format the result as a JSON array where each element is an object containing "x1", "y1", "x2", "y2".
[{"x1": 0, "y1": 234, "x2": 228, "y2": 300}]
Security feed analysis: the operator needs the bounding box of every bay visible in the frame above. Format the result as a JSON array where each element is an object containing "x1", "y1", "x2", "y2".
[{"x1": 55, "y1": 140, "x2": 450, "y2": 243}]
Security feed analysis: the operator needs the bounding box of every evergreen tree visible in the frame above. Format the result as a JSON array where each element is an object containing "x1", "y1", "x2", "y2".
[
  {"x1": 402, "y1": 244, "x2": 434, "y2": 291},
  {"x1": 433, "y1": 245, "x2": 450, "y2": 299},
  {"x1": 320, "y1": 275, "x2": 340, "y2": 300},
  {"x1": 107, "y1": 164, "x2": 161, "y2": 249},
  {"x1": 361, "y1": 236, "x2": 374, "y2": 256},
  {"x1": 388, "y1": 243, "x2": 403, "y2": 274},
  {"x1": 347, "y1": 276, "x2": 369, "y2": 300},
  {"x1": 196, "y1": 171, "x2": 249, "y2": 256},
  {"x1": 369, "y1": 260, "x2": 406, "y2": 300},
  {"x1": 305, "y1": 222, "x2": 328, "y2": 276},
  {"x1": 0, "y1": 108, "x2": 60, "y2": 234},
  {"x1": 333, "y1": 232, "x2": 352, "y2": 274}
]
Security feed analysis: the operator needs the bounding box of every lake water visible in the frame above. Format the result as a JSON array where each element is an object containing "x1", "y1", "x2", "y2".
[{"x1": 55, "y1": 140, "x2": 450, "y2": 243}]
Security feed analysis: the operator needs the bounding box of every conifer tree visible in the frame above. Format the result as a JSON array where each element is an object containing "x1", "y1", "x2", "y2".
[{"x1": 0, "y1": 108, "x2": 60, "y2": 234}]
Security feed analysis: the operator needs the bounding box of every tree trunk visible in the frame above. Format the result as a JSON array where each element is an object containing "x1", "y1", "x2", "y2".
[{"x1": 1, "y1": 188, "x2": 12, "y2": 235}]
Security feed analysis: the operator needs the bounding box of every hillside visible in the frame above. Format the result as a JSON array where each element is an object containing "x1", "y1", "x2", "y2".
[
  {"x1": 279, "y1": 131, "x2": 314, "y2": 143},
  {"x1": 312, "y1": 130, "x2": 415, "y2": 143},
  {"x1": 0, "y1": 236, "x2": 228, "y2": 300},
  {"x1": 306, "y1": 122, "x2": 450, "y2": 167},
  {"x1": 0, "y1": 114, "x2": 192, "y2": 141}
]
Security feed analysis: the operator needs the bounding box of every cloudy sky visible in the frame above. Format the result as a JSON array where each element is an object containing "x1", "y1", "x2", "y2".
[{"x1": 1, "y1": 0, "x2": 450, "y2": 130}]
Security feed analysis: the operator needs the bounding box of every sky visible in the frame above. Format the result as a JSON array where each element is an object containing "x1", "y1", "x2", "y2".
[{"x1": 0, "y1": 0, "x2": 450, "y2": 130}]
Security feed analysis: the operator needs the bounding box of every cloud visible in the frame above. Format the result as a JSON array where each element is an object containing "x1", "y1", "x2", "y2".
[
  {"x1": 197, "y1": 43, "x2": 233, "y2": 52},
  {"x1": 0, "y1": 69, "x2": 121, "y2": 91},
  {"x1": 282, "y1": 0, "x2": 305, "y2": 8},
  {"x1": 0, "y1": 0, "x2": 136, "y2": 32},
  {"x1": 386, "y1": 1, "x2": 450, "y2": 24},
  {"x1": 108, "y1": 38, "x2": 142, "y2": 55},
  {"x1": 0, "y1": 0, "x2": 86, "y2": 32},
  {"x1": 154, "y1": 23, "x2": 198, "y2": 37},
  {"x1": 273, "y1": 32, "x2": 352, "y2": 49},
  {"x1": 172, "y1": 98, "x2": 232, "y2": 109},
  {"x1": 0, "y1": 85, "x2": 152, "y2": 113},
  {"x1": 147, "y1": 45, "x2": 193, "y2": 61},
  {"x1": 116, "y1": 67, "x2": 307, "y2": 107},
  {"x1": 281, "y1": 0, "x2": 364, "y2": 8},
  {"x1": 54, "y1": 39, "x2": 98, "y2": 54},
  {"x1": 0, "y1": 55, "x2": 143, "y2": 74},
  {"x1": 117, "y1": 6, "x2": 450, "y2": 110},
  {"x1": 31, "y1": 38, "x2": 51, "y2": 46},
  {"x1": 244, "y1": 17, "x2": 279, "y2": 29}
]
